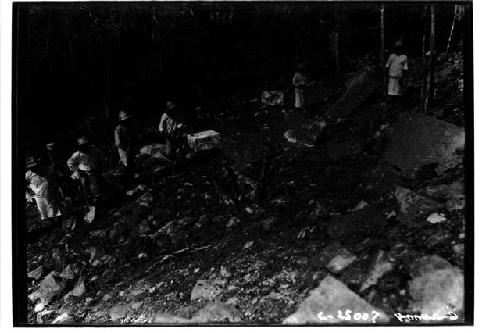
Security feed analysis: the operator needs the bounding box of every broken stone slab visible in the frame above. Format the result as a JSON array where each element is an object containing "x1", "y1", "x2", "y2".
[
  {"x1": 408, "y1": 255, "x2": 464, "y2": 319},
  {"x1": 190, "y1": 279, "x2": 224, "y2": 301},
  {"x1": 284, "y1": 111, "x2": 327, "y2": 146},
  {"x1": 324, "y1": 69, "x2": 381, "y2": 121},
  {"x1": 108, "y1": 303, "x2": 133, "y2": 321},
  {"x1": 326, "y1": 138, "x2": 363, "y2": 162},
  {"x1": 359, "y1": 250, "x2": 394, "y2": 292},
  {"x1": 283, "y1": 276, "x2": 389, "y2": 324},
  {"x1": 33, "y1": 271, "x2": 66, "y2": 305},
  {"x1": 52, "y1": 312, "x2": 74, "y2": 324},
  {"x1": 139, "y1": 144, "x2": 169, "y2": 159},
  {"x1": 64, "y1": 276, "x2": 85, "y2": 300},
  {"x1": 310, "y1": 242, "x2": 356, "y2": 274},
  {"x1": 383, "y1": 111, "x2": 465, "y2": 177},
  {"x1": 261, "y1": 90, "x2": 285, "y2": 106},
  {"x1": 394, "y1": 186, "x2": 441, "y2": 224},
  {"x1": 59, "y1": 264, "x2": 77, "y2": 280},
  {"x1": 191, "y1": 302, "x2": 241, "y2": 323},
  {"x1": 27, "y1": 266, "x2": 44, "y2": 280},
  {"x1": 187, "y1": 130, "x2": 221, "y2": 152}
]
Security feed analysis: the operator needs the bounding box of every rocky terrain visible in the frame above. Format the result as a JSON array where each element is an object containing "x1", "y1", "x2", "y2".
[{"x1": 26, "y1": 52, "x2": 468, "y2": 325}]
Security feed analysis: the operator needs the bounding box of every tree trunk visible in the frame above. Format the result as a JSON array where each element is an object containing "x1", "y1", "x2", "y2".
[
  {"x1": 419, "y1": 5, "x2": 428, "y2": 113},
  {"x1": 424, "y1": 5, "x2": 435, "y2": 114},
  {"x1": 379, "y1": 5, "x2": 385, "y2": 68},
  {"x1": 446, "y1": 5, "x2": 458, "y2": 53}
]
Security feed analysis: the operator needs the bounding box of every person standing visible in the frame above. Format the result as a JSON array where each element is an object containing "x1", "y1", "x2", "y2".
[
  {"x1": 292, "y1": 63, "x2": 307, "y2": 111},
  {"x1": 66, "y1": 136, "x2": 107, "y2": 206},
  {"x1": 385, "y1": 41, "x2": 409, "y2": 110},
  {"x1": 158, "y1": 101, "x2": 184, "y2": 162},
  {"x1": 25, "y1": 155, "x2": 62, "y2": 223},
  {"x1": 114, "y1": 110, "x2": 136, "y2": 187}
]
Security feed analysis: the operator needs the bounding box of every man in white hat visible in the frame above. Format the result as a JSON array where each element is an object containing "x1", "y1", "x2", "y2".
[
  {"x1": 25, "y1": 155, "x2": 62, "y2": 222},
  {"x1": 385, "y1": 40, "x2": 408, "y2": 107},
  {"x1": 67, "y1": 136, "x2": 106, "y2": 205}
]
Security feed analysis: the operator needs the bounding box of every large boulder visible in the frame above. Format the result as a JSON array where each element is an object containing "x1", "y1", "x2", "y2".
[
  {"x1": 283, "y1": 276, "x2": 389, "y2": 324},
  {"x1": 394, "y1": 186, "x2": 441, "y2": 224},
  {"x1": 407, "y1": 255, "x2": 464, "y2": 319},
  {"x1": 324, "y1": 69, "x2": 381, "y2": 120},
  {"x1": 35, "y1": 271, "x2": 65, "y2": 305},
  {"x1": 383, "y1": 111, "x2": 465, "y2": 178}
]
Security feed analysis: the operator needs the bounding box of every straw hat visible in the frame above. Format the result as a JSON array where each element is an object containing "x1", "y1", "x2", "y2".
[
  {"x1": 119, "y1": 110, "x2": 131, "y2": 121},
  {"x1": 77, "y1": 136, "x2": 90, "y2": 146}
]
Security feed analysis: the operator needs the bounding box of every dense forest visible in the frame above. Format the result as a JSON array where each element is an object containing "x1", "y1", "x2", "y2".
[{"x1": 16, "y1": 2, "x2": 465, "y2": 149}]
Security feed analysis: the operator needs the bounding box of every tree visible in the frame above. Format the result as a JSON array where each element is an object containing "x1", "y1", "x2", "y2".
[
  {"x1": 419, "y1": 5, "x2": 428, "y2": 113},
  {"x1": 424, "y1": 5, "x2": 435, "y2": 114},
  {"x1": 446, "y1": 5, "x2": 465, "y2": 53},
  {"x1": 379, "y1": 4, "x2": 385, "y2": 68}
]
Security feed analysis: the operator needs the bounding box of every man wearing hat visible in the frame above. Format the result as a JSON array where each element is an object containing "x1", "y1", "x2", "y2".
[
  {"x1": 67, "y1": 136, "x2": 106, "y2": 205},
  {"x1": 115, "y1": 110, "x2": 136, "y2": 184},
  {"x1": 25, "y1": 155, "x2": 62, "y2": 222},
  {"x1": 385, "y1": 40, "x2": 409, "y2": 105},
  {"x1": 159, "y1": 101, "x2": 183, "y2": 161}
]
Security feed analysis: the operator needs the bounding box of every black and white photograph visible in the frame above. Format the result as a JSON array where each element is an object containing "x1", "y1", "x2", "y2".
[{"x1": 8, "y1": 0, "x2": 473, "y2": 326}]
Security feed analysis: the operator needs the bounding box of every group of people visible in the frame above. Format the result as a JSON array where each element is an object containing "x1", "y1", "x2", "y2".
[
  {"x1": 26, "y1": 42, "x2": 408, "y2": 227},
  {"x1": 291, "y1": 40, "x2": 408, "y2": 112},
  {"x1": 25, "y1": 101, "x2": 185, "y2": 228}
]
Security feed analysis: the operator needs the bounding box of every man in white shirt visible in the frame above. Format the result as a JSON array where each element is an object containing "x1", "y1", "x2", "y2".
[
  {"x1": 159, "y1": 101, "x2": 184, "y2": 162},
  {"x1": 385, "y1": 41, "x2": 408, "y2": 103},
  {"x1": 67, "y1": 136, "x2": 106, "y2": 205},
  {"x1": 25, "y1": 156, "x2": 62, "y2": 222}
]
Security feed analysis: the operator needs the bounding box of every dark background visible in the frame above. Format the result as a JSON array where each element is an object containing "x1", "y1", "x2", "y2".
[{"x1": 14, "y1": 1, "x2": 462, "y2": 152}]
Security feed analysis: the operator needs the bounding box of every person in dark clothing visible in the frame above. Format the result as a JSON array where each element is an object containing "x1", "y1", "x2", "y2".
[{"x1": 115, "y1": 110, "x2": 136, "y2": 188}]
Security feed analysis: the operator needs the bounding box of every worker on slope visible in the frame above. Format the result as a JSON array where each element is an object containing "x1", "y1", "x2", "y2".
[
  {"x1": 158, "y1": 101, "x2": 184, "y2": 163},
  {"x1": 115, "y1": 110, "x2": 136, "y2": 188},
  {"x1": 25, "y1": 155, "x2": 62, "y2": 223},
  {"x1": 292, "y1": 63, "x2": 308, "y2": 112},
  {"x1": 66, "y1": 136, "x2": 107, "y2": 208},
  {"x1": 385, "y1": 40, "x2": 409, "y2": 112}
]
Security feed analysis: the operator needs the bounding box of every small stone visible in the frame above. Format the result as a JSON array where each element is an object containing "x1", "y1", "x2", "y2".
[
  {"x1": 326, "y1": 248, "x2": 357, "y2": 274},
  {"x1": 226, "y1": 216, "x2": 240, "y2": 229},
  {"x1": 34, "y1": 302, "x2": 45, "y2": 313},
  {"x1": 427, "y1": 212, "x2": 447, "y2": 224},
  {"x1": 243, "y1": 241, "x2": 253, "y2": 249}
]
